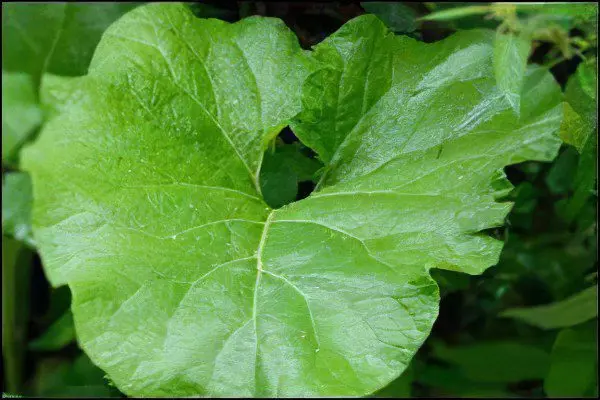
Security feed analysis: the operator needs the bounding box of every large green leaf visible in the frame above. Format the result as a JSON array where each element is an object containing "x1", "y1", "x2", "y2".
[
  {"x1": 22, "y1": 4, "x2": 563, "y2": 397},
  {"x1": 500, "y1": 285, "x2": 598, "y2": 329}
]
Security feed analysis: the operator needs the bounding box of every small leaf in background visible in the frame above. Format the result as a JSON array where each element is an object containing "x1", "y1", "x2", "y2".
[
  {"x1": 260, "y1": 148, "x2": 298, "y2": 208},
  {"x1": 260, "y1": 141, "x2": 322, "y2": 208},
  {"x1": 493, "y1": 31, "x2": 531, "y2": 114},
  {"x1": 2, "y1": 3, "x2": 141, "y2": 82},
  {"x1": 44, "y1": 3, "x2": 142, "y2": 77},
  {"x1": 516, "y1": 3, "x2": 598, "y2": 27},
  {"x1": 564, "y1": 59, "x2": 597, "y2": 139},
  {"x1": 415, "y1": 363, "x2": 513, "y2": 397},
  {"x1": 2, "y1": 172, "x2": 35, "y2": 247},
  {"x1": 361, "y1": 2, "x2": 418, "y2": 33},
  {"x1": 30, "y1": 310, "x2": 76, "y2": 352},
  {"x1": 500, "y1": 285, "x2": 598, "y2": 329},
  {"x1": 2, "y1": 72, "x2": 43, "y2": 164},
  {"x1": 2, "y1": 3, "x2": 66, "y2": 84},
  {"x1": 506, "y1": 182, "x2": 538, "y2": 230},
  {"x1": 431, "y1": 341, "x2": 551, "y2": 383},
  {"x1": 2, "y1": 236, "x2": 33, "y2": 393},
  {"x1": 32, "y1": 354, "x2": 119, "y2": 397},
  {"x1": 560, "y1": 102, "x2": 589, "y2": 152},
  {"x1": 560, "y1": 133, "x2": 597, "y2": 222},
  {"x1": 418, "y1": 4, "x2": 491, "y2": 22},
  {"x1": 558, "y1": 58, "x2": 598, "y2": 222},
  {"x1": 544, "y1": 146, "x2": 579, "y2": 195},
  {"x1": 544, "y1": 321, "x2": 597, "y2": 397}
]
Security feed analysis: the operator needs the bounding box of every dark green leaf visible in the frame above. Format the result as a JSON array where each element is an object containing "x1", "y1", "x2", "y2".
[
  {"x1": 361, "y1": 2, "x2": 418, "y2": 33},
  {"x1": 545, "y1": 146, "x2": 579, "y2": 195},
  {"x1": 2, "y1": 3, "x2": 141, "y2": 81},
  {"x1": 432, "y1": 341, "x2": 551, "y2": 383},
  {"x1": 30, "y1": 310, "x2": 76, "y2": 351},
  {"x1": 33, "y1": 354, "x2": 117, "y2": 397},
  {"x1": 1, "y1": 236, "x2": 33, "y2": 393},
  {"x1": 544, "y1": 322, "x2": 598, "y2": 397}
]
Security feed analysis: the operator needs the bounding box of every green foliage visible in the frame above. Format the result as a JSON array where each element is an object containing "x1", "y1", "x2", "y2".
[
  {"x1": 1, "y1": 1, "x2": 597, "y2": 398},
  {"x1": 2, "y1": 237, "x2": 33, "y2": 393},
  {"x1": 260, "y1": 141, "x2": 323, "y2": 208},
  {"x1": 32, "y1": 354, "x2": 117, "y2": 397},
  {"x1": 431, "y1": 341, "x2": 551, "y2": 383},
  {"x1": 2, "y1": 73, "x2": 42, "y2": 164},
  {"x1": 544, "y1": 322, "x2": 598, "y2": 397},
  {"x1": 2, "y1": 3, "x2": 141, "y2": 81},
  {"x1": 29, "y1": 311, "x2": 75, "y2": 352},
  {"x1": 2, "y1": 173, "x2": 34, "y2": 247},
  {"x1": 360, "y1": 2, "x2": 418, "y2": 33},
  {"x1": 500, "y1": 285, "x2": 598, "y2": 329},
  {"x1": 21, "y1": 3, "x2": 565, "y2": 397}
]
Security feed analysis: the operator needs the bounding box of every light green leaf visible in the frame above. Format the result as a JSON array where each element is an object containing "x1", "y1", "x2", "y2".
[
  {"x1": 544, "y1": 322, "x2": 597, "y2": 397},
  {"x1": 30, "y1": 311, "x2": 76, "y2": 351},
  {"x1": 40, "y1": 74, "x2": 87, "y2": 119},
  {"x1": 516, "y1": 3, "x2": 598, "y2": 23},
  {"x1": 560, "y1": 102, "x2": 589, "y2": 152},
  {"x1": 432, "y1": 341, "x2": 551, "y2": 383},
  {"x1": 361, "y1": 2, "x2": 418, "y2": 33},
  {"x1": 291, "y1": 19, "x2": 562, "y2": 276},
  {"x1": 2, "y1": 172, "x2": 35, "y2": 247},
  {"x1": 2, "y1": 72, "x2": 43, "y2": 163},
  {"x1": 418, "y1": 5, "x2": 491, "y2": 22},
  {"x1": 500, "y1": 285, "x2": 598, "y2": 329},
  {"x1": 2, "y1": 3, "x2": 141, "y2": 82},
  {"x1": 493, "y1": 31, "x2": 530, "y2": 114},
  {"x1": 22, "y1": 5, "x2": 563, "y2": 398}
]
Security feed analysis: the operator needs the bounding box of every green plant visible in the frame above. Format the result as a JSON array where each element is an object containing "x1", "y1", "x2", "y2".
[{"x1": 2, "y1": 2, "x2": 597, "y2": 398}]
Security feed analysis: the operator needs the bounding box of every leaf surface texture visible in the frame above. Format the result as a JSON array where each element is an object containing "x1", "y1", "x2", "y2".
[{"x1": 23, "y1": 4, "x2": 563, "y2": 397}]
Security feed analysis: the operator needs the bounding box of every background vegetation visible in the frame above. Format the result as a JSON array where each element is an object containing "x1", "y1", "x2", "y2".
[{"x1": 2, "y1": 2, "x2": 597, "y2": 397}]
